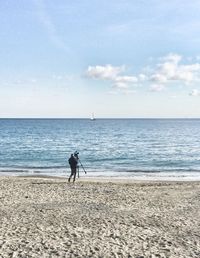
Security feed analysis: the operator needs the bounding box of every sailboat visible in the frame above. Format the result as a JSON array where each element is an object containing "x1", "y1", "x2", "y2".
[{"x1": 90, "y1": 113, "x2": 96, "y2": 121}]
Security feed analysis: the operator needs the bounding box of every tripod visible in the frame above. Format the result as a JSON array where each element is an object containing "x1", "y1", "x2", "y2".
[
  {"x1": 74, "y1": 152, "x2": 87, "y2": 179},
  {"x1": 77, "y1": 165, "x2": 79, "y2": 178},
  {"x1": 79, "y1": 159, "x2": 87, "y2": 174},
  {"x1": 76, "y1": 160, "x2": 86, "y2": 179}
]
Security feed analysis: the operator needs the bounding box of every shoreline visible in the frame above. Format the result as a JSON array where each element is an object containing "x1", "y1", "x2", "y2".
[
  {"x1": 18, "y1": 174, "x2": 200, "y2": 183},
  {"x1": 0, "y1": 171, "x2": 200, "y2": 182},
  {"x1": 1, "y1": 166, "x2": 200, "y2": 182}
]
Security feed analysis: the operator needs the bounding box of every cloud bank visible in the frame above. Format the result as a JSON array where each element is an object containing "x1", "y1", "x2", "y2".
[
  {"x1": 150, "y1": 54, "x2": 200, "y2": 85},
  {"x1": 86, "y1": 54, "x2": 200, "y2": 95}
]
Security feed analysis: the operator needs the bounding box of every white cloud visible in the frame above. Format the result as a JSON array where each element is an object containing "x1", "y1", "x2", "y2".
[
  {"x1": 161, "y1": 53, "x2": 182, "y2": 64},
  {"x1": 150, "y1": 74, "x2": 167, "y2": 83},
  {"x1": 86, "y1": 65, "x2": 138, "y2": 92},
  {"x1": 115, "y1": 75, "x2": 138, "y2": 83},
  {"x1": 113, "y1": 82, "x2": 129, "y2": 89},
  {"x1": 138, "y1": 74, "x2": 148, "y2": 81},
  {"x1": 150, "y1": 84, "x2": 165, "y2": 92},
  {"x1": 86, "y1": 65, "x2": 123, "y2": 80},
  {"x1": 157, "y1": 62, "x2": 177, "y2": 79},
  {"x1": 189, "y1": 89, "x2": 200, "y2": 96},
  {"x1": 150, "y1": 53, "x2": 200, "y2": 88}
]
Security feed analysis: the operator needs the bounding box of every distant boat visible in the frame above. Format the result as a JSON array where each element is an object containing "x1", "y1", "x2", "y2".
[{"x1": 90, "y1": 113, "x2": 96, "y2": 121}]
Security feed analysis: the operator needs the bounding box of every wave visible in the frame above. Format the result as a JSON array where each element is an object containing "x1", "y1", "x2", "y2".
[
  {"x1": 1, "y1": 166, "x2": 200, "y2": 173},
  {"x1": 1, "y1": 169, "x2": 200, "y2": 181},
  {"x1": 0, "y1": 165, "x2": 66, "y2": 170},
  {"x1": 123, "y1": 168, "x2": 200, "y2": 173},
  {"x1": 0, "y1": 169, "x2": 29, "y2": 173}
]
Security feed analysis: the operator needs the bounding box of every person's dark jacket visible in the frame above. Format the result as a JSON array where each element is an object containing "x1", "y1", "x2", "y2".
[{"x1": 68, "y1": 156, "x2": 77, "y2": 168}]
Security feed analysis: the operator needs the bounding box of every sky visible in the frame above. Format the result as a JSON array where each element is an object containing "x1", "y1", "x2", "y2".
[{"x1": 1, "y1": 0, "x2": 200, "y2": 118}]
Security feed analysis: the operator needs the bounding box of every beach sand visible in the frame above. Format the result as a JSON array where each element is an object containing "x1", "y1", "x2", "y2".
[{"x1": 0, "y1": 176, "x2": 199, "y2": 258}]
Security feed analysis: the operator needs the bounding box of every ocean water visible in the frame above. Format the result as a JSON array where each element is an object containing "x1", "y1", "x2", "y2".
[{"x1": 0, "y1": 118, "x2": 200, "y2": 180}]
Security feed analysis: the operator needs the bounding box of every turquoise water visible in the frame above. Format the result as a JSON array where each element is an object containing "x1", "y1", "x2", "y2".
[{"x1": 0, "y1": 118, "x2": 200, "y2": 180}]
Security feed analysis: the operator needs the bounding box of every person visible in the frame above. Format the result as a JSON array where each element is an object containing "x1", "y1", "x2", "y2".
[{"x1": 68, "y1": 154, "x2": 78, "y2": 183}]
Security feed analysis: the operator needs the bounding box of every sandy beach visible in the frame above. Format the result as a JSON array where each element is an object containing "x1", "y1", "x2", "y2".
[{"x1": 0, "y1": 176, "x2": 199, "y2": 258}]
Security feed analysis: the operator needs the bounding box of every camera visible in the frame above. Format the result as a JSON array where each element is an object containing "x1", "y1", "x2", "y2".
[{"x1": 74, "y1": 151, "x2": 79, "y2": 159}]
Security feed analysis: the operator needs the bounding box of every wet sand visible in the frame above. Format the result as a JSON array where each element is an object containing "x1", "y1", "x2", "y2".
[{"x1": 0, "y1": 176, "x2": 200, "y2": 257}]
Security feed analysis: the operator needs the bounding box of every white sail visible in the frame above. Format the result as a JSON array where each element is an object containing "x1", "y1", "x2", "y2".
[{"x1": 90, "y1": 113, "x2": 96, "y2": 120}]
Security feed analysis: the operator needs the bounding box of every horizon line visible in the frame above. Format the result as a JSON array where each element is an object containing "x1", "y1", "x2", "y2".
[{"x1": 0, "y1": 117, "x2": 200, "y2": 120}]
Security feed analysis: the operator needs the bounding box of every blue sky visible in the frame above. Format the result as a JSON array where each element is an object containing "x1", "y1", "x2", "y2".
[{"x1": 1, "y1": 0, "x2": 200, "y2": 118}]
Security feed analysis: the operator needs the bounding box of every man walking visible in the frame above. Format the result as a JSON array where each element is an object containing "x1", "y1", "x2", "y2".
[{"x1": 68, "y1": 154, "x2": 78, "y2": 183}]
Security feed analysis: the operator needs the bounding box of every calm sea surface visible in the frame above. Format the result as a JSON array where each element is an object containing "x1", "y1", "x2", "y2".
[{"x1": 0, "y1": 119, "x2": 200, "y2": 180}]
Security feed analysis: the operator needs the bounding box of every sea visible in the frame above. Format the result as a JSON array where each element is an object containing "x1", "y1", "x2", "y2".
[{"x1": 0, "y1": 118, "x2": 200, "y2": 180}]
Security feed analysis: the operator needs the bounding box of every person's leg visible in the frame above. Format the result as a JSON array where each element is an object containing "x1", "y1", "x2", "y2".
[
  {"x1": 73, "y1": 168, "x2": 77, "y2": 183},
  {"x1": 68, "y1": 168, "x2": 73, "y2": 182}
]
